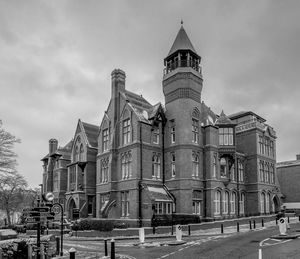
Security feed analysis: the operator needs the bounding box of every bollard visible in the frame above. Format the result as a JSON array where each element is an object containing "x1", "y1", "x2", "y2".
[
  {"x1": 153, "y1": 226, "x2": 155, "y2": 235},
  {"x1": 111, "y1": 239, "x2": 115, "y2": 259},
  {"x1": 237, "y1": 222, "x2": 239, "y2": 232},
  {"x1": 104, "y1": 239, "x2": 108, "y2": 256},
  {"x1": 276, "y1": 218, "x2": 278, "y2": 225},
  {"x1": 175, "y1": 225, "x2": 182, "y2": 242},
  {"x1": 69, "y1": 247, "x2": 76, "y2": 259},
  {"x1": 288, "y1": 217, "x2": 290, "y2": 223},
  {"x1": 188, "y1": 225, "x2": 191, "y2": 236},
  {"x1": 262, "y1": 219, "x2": 264, "y2": 227},
  {"x1": 139, "y1": 227, "x2": 145, "y2": 243},
  {"x1": 253, "y1": 220, "x2": 256, "y2": 229},
  {"x1": 221, "y1": 224, "x2": 224, "y2": 234},
  {"x1": 171, "y1": 225, "x2": 173, "y2": 235},
  {"x1": 249, "y1": 220, "x2": 252, "y2": 230},
  {"x1": 299, "y1": 215, "x2": 300, "y2": 222},
  {"x1": 56, "y1": 236, "x2": 60, "y2": 255}
]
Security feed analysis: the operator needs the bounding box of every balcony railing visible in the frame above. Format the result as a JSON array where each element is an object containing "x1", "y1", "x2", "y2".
[{"x1": 164, "y1": 60, "x2": 202, "y2": 75}]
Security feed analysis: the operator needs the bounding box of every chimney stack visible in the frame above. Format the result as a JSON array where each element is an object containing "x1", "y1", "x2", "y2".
[
  {"x1": 111, "y1": 69, "x2": 126, "y2": 100},
  {"x1": 49, "y1": 138, "x2": 58, "y2": 155}
]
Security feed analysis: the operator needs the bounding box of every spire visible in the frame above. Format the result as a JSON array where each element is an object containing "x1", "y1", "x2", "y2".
[
  {"x1": 167, "y1": 24, "x2": 197, "y2": 57},
  {"x1": 215, "y1": 110, "x2": 236, "y2": 126}
]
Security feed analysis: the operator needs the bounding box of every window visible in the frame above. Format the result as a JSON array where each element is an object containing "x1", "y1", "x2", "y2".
[
  {"x1": 223, "y1": 191, "x2": 229, "y2": 214},
  {"x1": 259, "y1": 135, "x2": 264, "y2": 155},
  {"x1": 230, "y1": 192, "x2": 236, "y2": 214},
  {"x1": 192, "y1": 119, "x2": 199, "y2": 143},
  {"x1": 153, "y1": 128, "x2": 160, "y2": 144},
  {"x1": 155, "y1": 202, "x2": 172, "y2": 214},
  {"x1": 152, "y1": 153, "x2": 161, "y2": 179},
  {"x1": 123, "y1": 119, "x2": 131, "y2": 145},
  {"x1": 266, "y1": 193, "x2": 270, "y2": 213},
  {"x1": 121, "y1": 151, "x2": 132, "y2": 179},
  {"x1": 260, "y1": 193, "x2": 265, "y2": 214},
  {"x1": 219, "y1": 128, "x2": 233, "y2": 146},
  {"x1": 88, "y1": 196, "x2": 93, "y2": 215},
  {"x1": 220, "y1": 157, "x2": 227, "y2": 178},
  {"x1": 121, "y1": 191, "x2": 130, "y2": 217},
  {"x1": 170, "y1": 120, "x2": 175, "y2": 144},
  {"x1": 231, "y1": 163, "x2": 235, "y2": 181},
  {"x1": 171, "y1": 153, "x2": 176, "y2": 178},
  {"x1": 265, "y1": 138, "x2": 270, "y2": 156},
  {"x1": 259, "y1": 161, "x2": 264, "y2": 182},
  {"x1": 101, "y1": 158, "x2": 109, "y2": 183},
  {"x1": 270, "y1": 141, "x2": 274, "y2": 158},
  {"x1": 265, "y1": 163, "x2": 269, "y2": 183},
  {"x1": 192, "y1": 152, "x2": 199, "y2": 178},
  {"x1": 240, "y1": 193, "x2": 245, "y2": 215},
  {"x1": 238, "y1": 161, "x2": 244, "y2": 182},
  {"x1": 214, "y1": 190, "x2": 221, "y2": 215},
  {"x1": 79, "y1": 144, "x2": 84, "y2": 162},
  {"x1": 193, "y1": 201, "x2": 201, "y2": 215},
  {"x1": 102, "y1": 128, "x2": 109, "y2": 151},
  {"x1": 270, "y1": 164, "x2": 275, "y2": 184},
  {"x1": 212, "y1": 155, "x2": 217, "y2": 178}
]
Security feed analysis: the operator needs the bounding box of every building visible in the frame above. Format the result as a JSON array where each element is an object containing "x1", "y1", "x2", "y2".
[
  {"x1": 277, "y1": 155, "x2": 300, "y2": 206},
  {"x1": 42, "y1": 24, "x2": 282, "y2": 224}
]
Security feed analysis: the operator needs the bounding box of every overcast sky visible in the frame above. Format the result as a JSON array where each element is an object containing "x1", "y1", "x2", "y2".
[{"x1": 0, "y1": 0, "x2": 299, "y2": 188}]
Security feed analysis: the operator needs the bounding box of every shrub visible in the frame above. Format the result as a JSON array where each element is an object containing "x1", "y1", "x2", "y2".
[{"x1": 74, "y1": 219, "x2": 122, "y2": 232}]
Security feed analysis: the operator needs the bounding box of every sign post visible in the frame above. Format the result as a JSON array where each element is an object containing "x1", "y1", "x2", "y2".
[
  {"x1": 176, "y1": 225, "x2": 182, "y2": 241},
  {"x1": 278, "y1": 217, "x2": 287, "y2": 235}
]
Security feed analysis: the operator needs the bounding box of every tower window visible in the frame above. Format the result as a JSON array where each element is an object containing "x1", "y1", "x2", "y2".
[
  {"x1": 219, "y1": 128, "x2": 233, "y2": 146},
  {"x1": 152, "y1": 153, "x2": 161, "y2": 179},
  {"x1": 123, "y1": 119, "x2": 131, "y2": 145},
  {"x1": 192, "y1": 119, "x2": 199, "y2": 143},
  {"x1": 153, "y1": 128, "x2": 160, "y2": 144},
  {"x1": 102, "y1": 128, "x2": 109, "y2": 152},
  {"x1": 192, "y1": 152, "x2": 199, "y2": 178},
  {"x1": 171, "y1": 153, "x2": 176, "y2": 178}
]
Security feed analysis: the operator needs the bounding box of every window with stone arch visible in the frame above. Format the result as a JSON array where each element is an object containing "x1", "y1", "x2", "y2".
[
  {"x1": 192, "y1": 108, "x2": 200, "y2": 144},
  {"x1": 266, "y1": 192, "x2": 270, "y2": 213},
  {"x1": 239, "y1": 192, "x2": 245, "y2": 215},
  {"x1": 192, "y1": 152, "x2": 199, "y2": 178},
  {"x1": 223, "y1": 191, "x2": 229, "y2": 215},
  {"x1": 152, "y1": 153, "x2": 161, "y2": 179},
  {"x1": 230, "y1": 192, "x2": 237, "y2": 214},
  {"x1": 122, "y1": 110, "x2": 131, "y2": 146},
  {"x1": 214, "y1": 189, "x2": 221, "y2": 215},
  {"x1": 73, "y1": 136, "x2": 81, "y2": 162},
  {"x1": 121, "y1": 151, "x2": 132, "y2": 179},
  {"x1": 79, "y1": 144, "x2": 84, "y2": 162},
  {"x1": 260, "y1": 192, "x2": 266, "y2": 214}
]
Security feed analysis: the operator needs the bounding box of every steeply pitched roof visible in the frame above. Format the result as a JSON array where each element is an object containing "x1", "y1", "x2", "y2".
[
  {"x1": 215, "y1": 110, "x2": 236, "y2": 126},
  {"x1": 81, "y1": 121, "x2": 99, "y2": 148},
  {"x1": 168, "y1": 25, "x2": 198, "y2": 57}
]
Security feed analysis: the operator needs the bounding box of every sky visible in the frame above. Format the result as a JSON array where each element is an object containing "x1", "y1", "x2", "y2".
[{"x1": 0, "y1": 0, "x2": 299, "y2": 188}]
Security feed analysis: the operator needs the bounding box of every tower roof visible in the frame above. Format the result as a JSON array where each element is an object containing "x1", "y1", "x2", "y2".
[
  {"x1": 167, "y1": 25, "x2": 198, "y2": 57},
  {"x1": 215, "y1": 110, "x2": 236, "y2": 126}
]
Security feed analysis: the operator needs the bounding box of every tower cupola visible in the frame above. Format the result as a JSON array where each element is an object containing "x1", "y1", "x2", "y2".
[
  {"x1": 163, "y1": 23, "x2": 203, "y2": 104},
  {"x1": 164, "y1": 23, "x2": 202, "y2": 76}
]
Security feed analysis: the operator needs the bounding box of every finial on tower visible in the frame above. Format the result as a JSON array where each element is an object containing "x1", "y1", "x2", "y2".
[{"x1": 181, "y1": 19, "x2": 183, "y2": 26}]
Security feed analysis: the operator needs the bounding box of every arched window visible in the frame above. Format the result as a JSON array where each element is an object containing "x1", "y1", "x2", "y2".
[
  {"x1": 240, "y1": 193, "x2": 245, "y2": 215},
  {"x1": 171, "y1": 153, "x2": 176, "y2": 178},
  {"x1": 192, "y1": 153, "x2": 199, "y2": 178},
  {"x1": 214, "y1": 190, "x2": 221, "y2": 215},
  {"x1": 220, "y1": 157, "x2": 227, "y2": 178},
  {"x1": 238, "y1": 161, "x2": 244, "y2": 182},
  {"x1": 79, "y1": 144, "x2": 84, "y2": 162},
  {"x1": 152, "y1": 154, "x2": 161, "y2": 179},
  {"x1": 266, "y1": 193, "x2": 270, "y2": 213},
  {"x1": 260, "y1": 192, "x2": 266, "y2": 214},
  {"x1": 230, "y1": 192, "x2": 236, "y2": 214},
  {"x1": 212, "y1": 155, "x2": 217, "y2": 178},
  {"x1": 223, "y1": 191, "x2": 229, "y2": 214}
]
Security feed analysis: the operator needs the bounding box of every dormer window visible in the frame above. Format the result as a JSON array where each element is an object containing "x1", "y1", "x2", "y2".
[{"x1": 219, "y1": 128, "x2": 234, "y2": 146}]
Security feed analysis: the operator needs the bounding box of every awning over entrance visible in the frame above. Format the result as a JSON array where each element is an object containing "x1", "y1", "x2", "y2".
[{"x1": 145, "y1": 185, "x2": 174, "y2": 202}]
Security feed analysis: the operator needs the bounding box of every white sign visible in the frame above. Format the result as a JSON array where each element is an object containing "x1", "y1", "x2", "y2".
[
  {"x1": 139, "y1": 228, "x2": 145, "y2": 243},
  {"x1": 278, "y1": 217, "x2": 287, "y2": 235},
  {"x1": 176, "y1": 225, "x2": 182, "y2": 241}
]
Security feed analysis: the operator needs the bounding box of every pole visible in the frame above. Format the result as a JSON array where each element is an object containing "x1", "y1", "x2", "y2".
[
  {"x1": 60, "y1": 204, "x2": 64, "y2": 256},
  {"x1": 37, "y1": 198, "x2": 41, "y2": 259},
  {"x1": 104, "y1": 239, "x2": 108, "y2": 256},
  {"x1": 111, "y1": 239, "x2": 115, "y2": 259}
]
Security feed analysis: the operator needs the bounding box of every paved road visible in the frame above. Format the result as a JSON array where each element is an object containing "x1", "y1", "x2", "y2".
[{"x1": 63, "y1": 221, "x2": 300, "y2": 259}]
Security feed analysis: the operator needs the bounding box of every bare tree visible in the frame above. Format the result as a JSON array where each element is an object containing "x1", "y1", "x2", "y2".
[
  {"x1": 0, "y1": 120, "x2": 20, "y2": 175},
  {"x1": 0, "y1": 172, "x2": 28, "y2": 226}
]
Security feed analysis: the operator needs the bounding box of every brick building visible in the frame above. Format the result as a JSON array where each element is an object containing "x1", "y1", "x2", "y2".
[
  {"x1": 277, "y1": 155, "x2": 300, "y2": 204},
  {"x1": 42, "y1": 25, "x2": 282, "y2": 223}
]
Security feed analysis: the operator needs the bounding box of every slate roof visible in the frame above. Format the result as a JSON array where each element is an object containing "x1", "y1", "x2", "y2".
[
  {"x1": 81, "y1": 121, "x2": 99, "y2": 148},
  {"x1": 277, "y1": 160, "x2": 300, "y2": 168},
  {"x1": 167, "y1": 25, "x2": 198, "y2": 57},
  {"x1": 215, "y1": 110, "x2": 236, "y2": 126}
]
